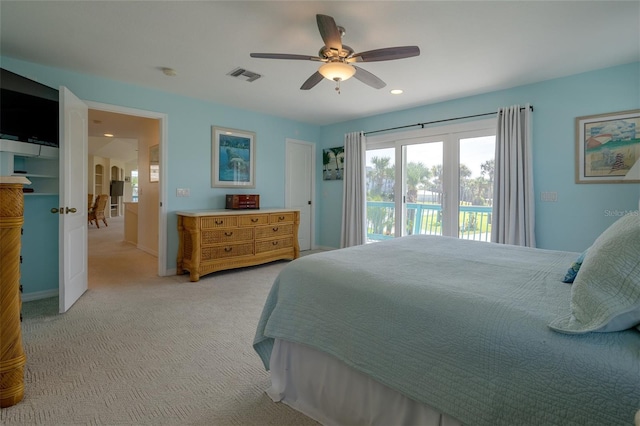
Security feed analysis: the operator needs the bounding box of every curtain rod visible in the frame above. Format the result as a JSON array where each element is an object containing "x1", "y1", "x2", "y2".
[{"x1": 364, "y1": 105, "x2": 534, "y2": 136}]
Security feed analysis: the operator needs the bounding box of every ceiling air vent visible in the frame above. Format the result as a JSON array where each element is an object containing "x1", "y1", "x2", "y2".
[{"x1": 227, "y1": 67, "x2": 262, "y2": 82}]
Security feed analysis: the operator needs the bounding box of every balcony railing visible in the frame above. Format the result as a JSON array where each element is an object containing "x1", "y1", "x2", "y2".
[{"x1": 366, "y1": 201, "x2": 492, "y2": 242}]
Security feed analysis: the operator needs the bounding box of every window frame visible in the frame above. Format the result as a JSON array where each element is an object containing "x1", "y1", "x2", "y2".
[{"x1": 366, "y1": 118, "x2": 496, "y2": 238}]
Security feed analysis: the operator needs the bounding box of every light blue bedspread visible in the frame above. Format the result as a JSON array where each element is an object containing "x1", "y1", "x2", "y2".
[{"x1": 254, "y1": 235, "x2": 640, "y2": 426}]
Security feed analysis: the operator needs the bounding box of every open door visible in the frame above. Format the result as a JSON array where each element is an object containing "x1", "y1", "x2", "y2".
[{"x1": 58, "y1": 86, "x2": 88, "y2": 313}]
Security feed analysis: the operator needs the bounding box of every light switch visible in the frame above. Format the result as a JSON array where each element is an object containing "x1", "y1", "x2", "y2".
[
  {"x1": 176, "y1": 188, "x2": 190, "y2": 197},
  {"x1": 540, "y1": 191, "x2": 557, "y2": 202}
]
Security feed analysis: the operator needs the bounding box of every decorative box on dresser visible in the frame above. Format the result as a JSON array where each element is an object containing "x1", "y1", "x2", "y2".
[
  {"x1": 177, "y1": 209, "x2": 300, "y2": 282},
  {"x1": 0, "y1": 176, "x2": 30, "y2": 408}
]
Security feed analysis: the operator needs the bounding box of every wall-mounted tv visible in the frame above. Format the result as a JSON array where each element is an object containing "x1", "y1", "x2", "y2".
[
  {"x1": 0, "y1": 68, "x2": 59, "y2": 147},
  {"x1": 110, "y1": 180, "x2": 124, "y2": 197}
]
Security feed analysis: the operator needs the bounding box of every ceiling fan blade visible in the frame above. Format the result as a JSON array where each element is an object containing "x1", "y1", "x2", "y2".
[
  {"x1": 353, "y1": 66, "x2": 386, "y2": 89},
  {"x1": 349, "y1": 46, "x2": 420, "y2": 63},
  {"x1": 300, "y1": 71, "x2": 324, "y2": 90},
  {"x1": 316, "y1": 14, "x2": 342, "y2": 53},
  {"x1": 250, "y1": 53, "x2": 323, "y2": 61}
]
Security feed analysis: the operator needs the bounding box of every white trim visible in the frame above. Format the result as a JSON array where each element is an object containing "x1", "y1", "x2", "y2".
[
  {"x1": 22, "y1": 289, "x2": 58, "y2": 302},
  {"x1": 366, "y1": 118, "x2": 496, "y2": 147},
  {"x1": 85, "y1": 101, "x2": 169, "y2": 276}
]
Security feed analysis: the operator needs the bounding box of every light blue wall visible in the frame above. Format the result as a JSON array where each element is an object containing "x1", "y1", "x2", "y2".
[
  {"x1": 3, "y1": 56, "x2": 639, "y2": 296},
  {"x1": 21, "y1": 195, "x2": 59, "y2": 294},
  {"x1": 1, "y1": 56, "x2": 320, "y2": 294},
  {"x1": 317, "y1": 62, "x2": 640, "y2": 251}
]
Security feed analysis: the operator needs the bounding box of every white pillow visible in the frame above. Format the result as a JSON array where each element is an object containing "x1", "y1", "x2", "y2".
[{"x1": 549, "y1": 213, "x2": 640, "y2": 333}]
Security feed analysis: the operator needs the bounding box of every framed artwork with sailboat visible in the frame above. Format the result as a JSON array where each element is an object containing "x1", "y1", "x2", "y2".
[
  {"x1": 576, "y1": 109, "x2": 640, "y2": 183},
  {"x1": 211, "y1": 126, "x2": 256, "y2": 188}
]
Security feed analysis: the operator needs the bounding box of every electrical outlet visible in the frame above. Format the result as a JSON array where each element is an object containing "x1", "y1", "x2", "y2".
[
  {"x1": 176, "y1": 188, "x2": 190, "y2": 197},
  {"x1": 540, "y1": 191, "x2": 557, "y2": 202}
]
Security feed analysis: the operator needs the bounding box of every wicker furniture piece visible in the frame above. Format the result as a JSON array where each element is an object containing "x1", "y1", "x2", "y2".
[
  {"x1": 88, "y1": 194, "x2": 109, "y2": 228},
  {"x1": 177, "y1": 209, "x2": 300, "y2": 282},
  {"x1": 0, "y1": 176, "x2": 30, "y2": 408}
]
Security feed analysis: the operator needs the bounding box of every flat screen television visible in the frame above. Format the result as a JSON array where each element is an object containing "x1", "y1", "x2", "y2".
[
  {"x1": 110, "y1": 180, "x2": 124, "y2": 197},
  {"x1": 0, "y1": 68, "x2": 59, "y2": 147}
]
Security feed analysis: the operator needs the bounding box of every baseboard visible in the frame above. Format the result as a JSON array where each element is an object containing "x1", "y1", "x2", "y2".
[
  {"x1": 137, "y1": 244, "x2": 158, "y2": 257},
  {"x1": 22, "y1": 289, "x2": 58, "y2": 302},
  {"x1": 164, "y1": 268, "x2": 177, "y2": 277}
]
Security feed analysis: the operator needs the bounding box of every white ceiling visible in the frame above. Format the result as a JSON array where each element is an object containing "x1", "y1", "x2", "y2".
[
  {"x1": 87, "y1": 110, "x2": 158, "y2": 163},
  {"x1": 1, "y1": 1, "x2": 639, "y2": 129}
]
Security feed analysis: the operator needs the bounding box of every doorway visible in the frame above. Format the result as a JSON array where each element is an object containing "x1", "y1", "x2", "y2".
[
  {"x1": 365, "y1": 119, "x2": 496, "y2": 242},
  {"x1": 285, "y1": 138, "x2": 315, "y2": 251},
  {"x1": 86, "y1": 102, "x2": 168, "y2": 282}
]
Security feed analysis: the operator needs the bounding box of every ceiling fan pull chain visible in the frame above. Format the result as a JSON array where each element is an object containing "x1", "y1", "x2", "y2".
[{"x1": 335, "y1": 78, "x2": 341, "y2": 94}]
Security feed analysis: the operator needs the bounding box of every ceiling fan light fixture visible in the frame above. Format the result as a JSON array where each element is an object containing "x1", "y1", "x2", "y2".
[{"x1": 319, "y1": 62, "x2": 355, "y2": 82}]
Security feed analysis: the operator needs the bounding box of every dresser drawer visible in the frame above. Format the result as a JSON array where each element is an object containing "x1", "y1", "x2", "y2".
[
  {"x1": 255, "y1": 223, "x2": 293, "y2": 240},
  {"x1": 270, "y1": 212, "x2": 295, "y2": 224},
  {"x1": 201, "y1": 216, "x2": 238, "y2": 229},
  {"x1": 256, "y1": 237, "x2": 293, "y2": 254},
  {"x1": 238, "y1": 214, "x2": 269, "y2": 227},
  {"x1": 201, "y1": 228, "x2": 253, "y2": 245},
  {"x1": 201, "y1": 242, "x2": 254, "y2": 261}
]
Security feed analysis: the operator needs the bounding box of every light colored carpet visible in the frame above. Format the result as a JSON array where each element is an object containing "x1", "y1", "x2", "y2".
[{"x1": 1, "y1": 217, "x2": 320, "y2": 425}]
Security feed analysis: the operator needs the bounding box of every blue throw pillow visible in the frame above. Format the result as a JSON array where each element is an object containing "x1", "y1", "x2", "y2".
[{"x1": 562, "y1": 250, "x2": 588, "y2": 283}]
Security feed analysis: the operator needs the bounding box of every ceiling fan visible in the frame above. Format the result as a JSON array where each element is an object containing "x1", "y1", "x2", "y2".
[{"x1": 250, "y1": 14, "x2": 420, "y2": 93}]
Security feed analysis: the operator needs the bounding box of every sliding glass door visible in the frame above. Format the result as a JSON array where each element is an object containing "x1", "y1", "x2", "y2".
[
  {"x1": 458, "y1": 135, "x2": 495, "y2": 241},
  {"x1": 366, "y1": 147, "x2": 396, "y2": 239},
  {"x1": 403, "y1": 141, "x2": 444, "y2": 237},
  {"x1": 365, "y1": 119, "x2": 496, "y2": 242}
]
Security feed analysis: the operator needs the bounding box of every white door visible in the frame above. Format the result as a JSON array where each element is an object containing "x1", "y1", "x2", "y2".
[
  {"x1": 59, "y1": 86, "x2": 88, "y2": 313},
  {"x1": 285, "y1": 139, "x2": 314, "y2": 251}
]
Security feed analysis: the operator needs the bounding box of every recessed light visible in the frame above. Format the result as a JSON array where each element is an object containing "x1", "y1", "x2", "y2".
[
  {"x1": 104, "y1": 133, "x2": 114, "y2": 137},
  {"x1": 390, "y1": 89, "x2": 403, "y2": 95}
]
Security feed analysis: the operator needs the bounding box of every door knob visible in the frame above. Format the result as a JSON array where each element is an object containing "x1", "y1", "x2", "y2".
[
  {"x1": 51, "y1": 208, "x2": 60, "y2": 214},
  {"x1": 66, "y1": 207, "x2": 77, "y2": 214}
]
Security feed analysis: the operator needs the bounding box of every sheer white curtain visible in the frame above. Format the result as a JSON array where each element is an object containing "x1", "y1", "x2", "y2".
[
  {"x1": 491, "y1": 104, "x2": 536, "y2": 247},
  {"x1": 340, "y1": 131, "x2": 366, "y2": 248}
]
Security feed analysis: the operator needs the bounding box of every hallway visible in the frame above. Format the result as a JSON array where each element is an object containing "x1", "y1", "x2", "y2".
[{"x1": 88, "y1": 216, "x2": 157, "y2": 289}]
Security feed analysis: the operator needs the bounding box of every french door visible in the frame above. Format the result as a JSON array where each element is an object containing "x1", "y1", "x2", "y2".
[{"x1": 365, "y1": 119, "x2": 496, "y2": 242}]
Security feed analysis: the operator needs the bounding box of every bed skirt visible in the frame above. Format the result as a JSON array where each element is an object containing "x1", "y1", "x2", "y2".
[{"x1": 267, "y1": 339, "x2": 463, "y2": 426}]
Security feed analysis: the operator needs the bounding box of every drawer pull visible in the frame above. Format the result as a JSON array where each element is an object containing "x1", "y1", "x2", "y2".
[
  {"x1": 224, "y1": 231, "x2": 233, "y2": 237},
  {"x1": 278, "y1": 216, "x2": 285, "y2": 221},
  {"x1": 215, "y1": 220, "x2": 223, "y2": 225},
  {"x1": 251, "y1": 218, "x2": 259, "y2": 223},
  {"x1": 272, "y1": 241, "x2": 279, "y2": 246},
  {"x1": 272, "y1": 227, "x2": 279, "y2": 232},
  {"x1": 224, "y1": 247, "x2": 233, "y2": 252}
]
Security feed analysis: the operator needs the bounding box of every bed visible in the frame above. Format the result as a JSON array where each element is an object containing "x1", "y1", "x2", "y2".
[{"x1": 254, "y1": 213, "x2": 640, "y2": 426}]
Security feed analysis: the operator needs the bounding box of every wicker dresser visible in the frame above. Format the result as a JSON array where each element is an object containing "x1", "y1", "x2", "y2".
[
  {"x1": 176, "y1": 209, "x2": 300, "y2": 282},
  {"x1": 0, "y1": 176, "x2": 30, "y2": 408}
]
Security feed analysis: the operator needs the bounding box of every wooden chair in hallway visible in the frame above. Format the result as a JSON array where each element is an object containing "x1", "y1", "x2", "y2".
[
  {"x1": 88, "y1": 193, "x2": 94, "y2": 213},
  {"x1": 88, "y1": 194, "x2": 109, "y2": 228}
]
